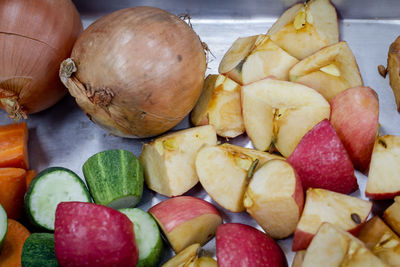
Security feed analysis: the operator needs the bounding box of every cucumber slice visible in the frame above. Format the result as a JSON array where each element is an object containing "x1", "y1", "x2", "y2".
[
  {"x1": 25, "y1": 167, "x2": 92, "y2": 231},
  {"x1": 83, "y1": 149, "x2": 144, "y2": 209},
  {"x1": 21, "y1": 233, "x2": 58, "y2": 267},
  {"x1": 119, "y1": 208, "x2": 163, "y2": 267},
  {"x1": 0, "y1": 203, "x2": 7, "y2": 248}
]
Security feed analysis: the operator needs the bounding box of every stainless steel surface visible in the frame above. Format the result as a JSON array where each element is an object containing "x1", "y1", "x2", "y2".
[{"x1": 1, "y1": 0, "x2": 400, "y2": 265}]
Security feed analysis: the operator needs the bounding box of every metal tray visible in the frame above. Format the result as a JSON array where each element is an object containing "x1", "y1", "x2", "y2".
[{"x1": 2, "y1": 0, "x2": 400, "y2": 265}]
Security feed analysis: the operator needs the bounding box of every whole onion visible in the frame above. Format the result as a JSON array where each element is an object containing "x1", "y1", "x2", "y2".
[
  {"x1": 60, "y1": 6, "x2": 207, "y2": 138},
  {"x1": 0, "y1": 0, "x2": 83, "y2": 119}
]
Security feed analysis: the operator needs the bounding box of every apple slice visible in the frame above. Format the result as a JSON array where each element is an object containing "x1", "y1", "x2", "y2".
[
  {"x1": 140, "y1": 125, "x2": 217, "y2": 197},
  {"x1": 190, "y1": 74, "x2": 244, "y2": 138},
  {"x1": 383, "y1": 196, "x2": 400, "y2": 236},
  {"x1": 366, "y1": 135, "x2": 400, "y2": 199},
  {"x1": 196, "y1": 143, "x2": 282, "y2": 212},
  {"x1": 330, "y1": 87, "x2": 379, "y2": 172},
  {"x1": 54, "y1": 202, "x2": 138, "y2": 267},
  {"x1": 216, "y1": 223, "x2": 287, "y2": 267},
  {"x1": 289, "y1": 41, "x2": 363, "y2": 100},
  {"x1": 241, "y1": 78, "x2": 330, "y2": 157},
  {"x1": 287, "y1": 119, "x2": 358, "y2": 194},
  {"x1": 162, "y1": 243, "x2": 200, "y2": 267},
  {"x1": 267, "y1": 0, "x2": 339, "y2": 60},
  {"x1": 149, "y1": 196, "x2": 222, "y2": 253},
  {"x1": 358, "y1": 216, "x2": 400, "y2": 266},
  {"x1": 243, "y1": 159, "x2": 304, "y2": 239},
  {"x1": 303, "y1": 222, "x2": 387, "y2": 267},
  {"x1": 292, "y1": 188, "x2": 372, "y2": 251},
  {"x1": 292, "y1": 250, "x2": 306, "y2": 267},
  {"x1": 388, "y1": 35, "x2": 400, "y2": 112},
  {"x1": 219, "y1": 34, "x2": 298, "y2": 85}
]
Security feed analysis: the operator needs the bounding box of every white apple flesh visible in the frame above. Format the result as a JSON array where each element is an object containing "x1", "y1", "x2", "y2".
[
  {"x1": 149, "y1": 196, "x2": 222, "y2": 253},
  {"x1": 241, "y1": 78, "x2": 330, "y2": 157},
  {"x1": 244, "y1": 159, "x2": 304, "y2": 239},
  {"x1": 292, "y1": 188, "x2": 372, "y2": 251}
]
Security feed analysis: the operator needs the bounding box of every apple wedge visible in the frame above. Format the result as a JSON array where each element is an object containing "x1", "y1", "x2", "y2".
[
  {"x1": 196, "y1": 143, "x2": 282, "y2": 212},
  {"x1": 358, "y1": 216, "x2": 400, "y2": 266},
  {"x1": 289, "y1": 41, "x2": 363, "y2": 100},
  {"x1": 292, "y1": 250, "x2": 306, "y2": 267},
  {"x1": 287, "y1": 119, "x2": 358, "y2": 194},
  {"x1": 267, "y1": 0, "x2": 339, "y2": 60},
  {"x1": 149, "y1": 196, "x2": 222, "y2": 253},
  {"x1": 219, "y1": 34, "x2": 298, "y2": 85},
  {"x1": 292, "y1": 188, "x2": 372, "y2": 251},
  {"x1": 383, "y1": 196, "x2": 400, "y2": 236},
  {"x1": 162, "y1": 243, "x2": 200, "y2": 267},
  {"x1": 242, "y1": 78, "x2": 330, "y2": 157},
  {"x1": 140, "y1": 125, "x2": 217, "y2": 197},
  {"x1": 366, "y1": 135, "x2": 400, "y2": 199},
  {"x1": 388, "y1": 35, "x2": 400, "y2": 112},
  {"x1": 190, "y1": 75, "x2": 244, "y2": 138},
  {"x1": 243, "y1": 159, "x2": 303, "y2": 239},
  {"x1": 216, "y1": 223, "x2": 287, "y2": 267},
  {"x1": 303, "y1": 222, "x2": 387, "y2": 267},
  {"x1": 330, "y1": 87, "x2": 379, "y2": 172},
  {"x1": 54, "y1": 202, "x2": 138, "y2": 267}
]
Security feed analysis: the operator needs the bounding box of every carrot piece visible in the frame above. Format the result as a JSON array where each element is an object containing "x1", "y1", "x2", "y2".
[
  {"x1": 0, "y1": 219, "x2": 30, "y2": 267},
  {"x1": 0, "y1": 122, "x2": 29, "y2": 170},
  {"x1": 0, "y1": 168, "x2": 26, "y2": 219},
  {"x1": 25, "y1": 169, "x2": 37, "y2": 190}
]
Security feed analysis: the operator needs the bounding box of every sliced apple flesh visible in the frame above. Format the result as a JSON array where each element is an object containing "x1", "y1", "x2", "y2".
[
  {"x1": 191, "y1": 75, "x2": 244, "y2": 138},
  {"x1": 366, "y1": 135, "x2": 400, "y2": 199},
  {"x1": 289, "y1": 41, "x2": 363, "y2": 100},
  {"x1": 196, "y1": 143, "x2": 282, "y2": 212},
  {"x1": 149, "y1": 196, "x2": 222, "y2": 253},
  {"x1": 244, "y1": 159, "x2": 303, "y2": 239},
  {"x1": 241, "y1": 78, "x2": 330, "y2": 157},
  {"x1": 384, "y1": 196, "x2": 400, "y2": 236},
  {"x1": 358, "y1": 216, "x2": 400, "y2": 266},
  {"x1": 219, "y1": 34, "x2": 298, "y2": 84},
  {"x1": 267, "y1": 0, "x2": 339, "y2": 60},
  {"x1": 388, "y1": 35, "x2": 400, "y2": 112},
  {"x1": 140, "y1": 125, "x2": 217, "y2": 197},
  {"x1": 292, "y1": 188, "x2": 372, "y2": 251},
  {"x1": 303, "y1": 223, "x2": 387, "y2": 267},
  {"x1": 162, "y1": 243, "x2": 200, "y2": 267}
]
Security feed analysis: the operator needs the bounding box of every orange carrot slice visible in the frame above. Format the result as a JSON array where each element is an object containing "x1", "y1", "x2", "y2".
[
  {"x1": 0, "y1": 219, "x2": 30, "y2": 267},
  {"x1": 0, "y1": 168, "x2": 26, "y2": 219},
  {"x1": 0, "y1": 122, "x2": 29, "y2": 170},
  {"x1": 25, "y1": 170, "x2": 37, "y2": 190}
]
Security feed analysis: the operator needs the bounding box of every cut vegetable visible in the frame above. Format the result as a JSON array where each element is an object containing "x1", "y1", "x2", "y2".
[
  {"x1": 0, "y1": 122, "x2": 29, "y2": 169},
  {"x1": 83, "y1": 149, "x2": 144, "y2": 209},
  {"x1": 119, "y1": 208, "x2": 163, "y2": 267},
  {"x1": 0, "y1": 204, "x2": 7, "y2": 248},
  {"x1": 0, "y1": 219, "x2": 30, "y2": 267},
  {"x1": 25, "y1": 167, "x2": 92, "y2": 231},
  {"x1": 0, "y1": 167, "x2": 26, "y2": 219},
  {"x1": 21, "y1": 233, "x2": 58, "y2": 267}
]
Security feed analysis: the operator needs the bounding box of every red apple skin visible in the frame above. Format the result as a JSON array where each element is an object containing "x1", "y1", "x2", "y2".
[
  {"x1": 330, "y1": 87, "x2": 379, "y2": 172},
  {"x1": 293, "y1": 170, "x2": 304, "y2": 213},
  {"x1": 292, "y1": 219, "x2": 367, "y2": 251},
  {"x1": 148, "y1": 196, "x2": 221, "y2": 233},
  {"x1": 54, "y1": 202, "x2": 138, "y2": 267},
  {"x1": 216, "y1": 223, "x2": 288, "y2": 267},
  {"x1": 287, "y1": 119, "x2": 358, "y2": 194}
]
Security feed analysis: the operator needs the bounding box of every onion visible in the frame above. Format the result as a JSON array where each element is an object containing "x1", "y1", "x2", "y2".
[
  {"x1": 60, "y1": 6, "x2": 207, "y2": 138},
  {"x1": 0, "y1": 0, "x2": 82, "y2": 119}
]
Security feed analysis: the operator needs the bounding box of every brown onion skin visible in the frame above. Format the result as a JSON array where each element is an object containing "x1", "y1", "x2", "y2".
[
  {"x1": 62, "y1": 6, "x2": 206, "y2": 138},
  {"x1": 0, "y1": 0, "x2": 82, "y2": 116}
]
